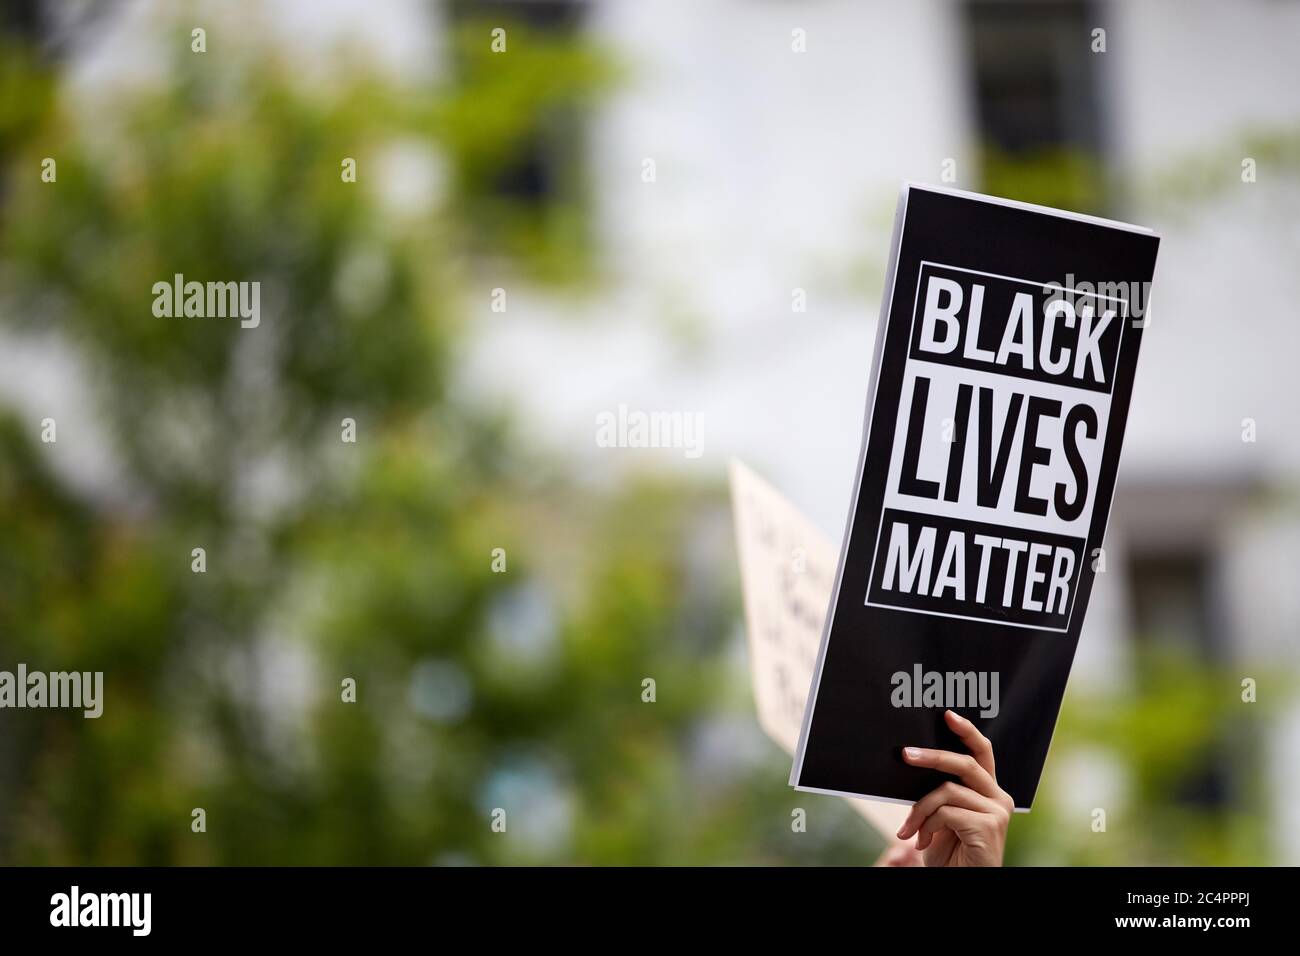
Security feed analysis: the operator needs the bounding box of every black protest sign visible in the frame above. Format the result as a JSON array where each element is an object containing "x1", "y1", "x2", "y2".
[{"x1": 791, "y1": 184, "x2": 1159, "y2": 810}]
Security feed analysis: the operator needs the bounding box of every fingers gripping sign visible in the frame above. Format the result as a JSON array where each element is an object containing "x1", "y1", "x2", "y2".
[{"x1": 895, "y1": 710, "x2": 1013, "y2": 866}]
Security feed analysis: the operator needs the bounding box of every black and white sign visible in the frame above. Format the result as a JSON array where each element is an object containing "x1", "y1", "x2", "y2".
[{"x1": 791, "y1": 184, "x2": 1160, "y2": 810}]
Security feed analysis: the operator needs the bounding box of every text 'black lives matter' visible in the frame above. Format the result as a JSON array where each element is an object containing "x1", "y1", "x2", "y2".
[{"x1": 791, "y1": 184, "x2": 1159, "y2": 810}]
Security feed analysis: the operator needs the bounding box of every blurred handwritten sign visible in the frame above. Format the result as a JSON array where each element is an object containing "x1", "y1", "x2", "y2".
[{"x1": 728, "y1": 459, "x2": 908, "y2": 840}]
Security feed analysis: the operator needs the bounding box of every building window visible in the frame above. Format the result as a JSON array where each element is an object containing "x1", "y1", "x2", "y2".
[
  {"x1": 961, "y1": 0, "x2": 1107, "y2": 213},
  {"x1": 443, "y1": 0, "x2": 599, "y2": 279},
  {"x1": 1126, "y1": 546, "x2": 1240, "y2": 810}
]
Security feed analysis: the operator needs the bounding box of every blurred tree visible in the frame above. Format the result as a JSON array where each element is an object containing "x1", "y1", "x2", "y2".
[
  {"x1": 0, "y1": 10, "x2": 876, "y2": 865},
  {"x1": 1006, "y1": 649, "x2": 1282, "y2": 866}
]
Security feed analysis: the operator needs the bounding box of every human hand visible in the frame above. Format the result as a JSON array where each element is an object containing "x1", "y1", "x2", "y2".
[
  {"x1": 895, "y1": 709, "x2": 1013, "y2": 867},
  {"x1": 873, "y1": 841, "x2": 925, "y2": 867}
]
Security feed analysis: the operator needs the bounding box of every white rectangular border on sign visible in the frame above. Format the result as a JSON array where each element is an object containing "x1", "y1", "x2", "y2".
[{"x1": 860, "y1": 259, "x2": 1130, "y2": 635}]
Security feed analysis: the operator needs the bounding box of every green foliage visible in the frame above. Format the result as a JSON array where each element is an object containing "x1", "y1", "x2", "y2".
[
  {"x1": 978, "y1": 142, "x2": 1108, "y2": 215},
  {"x1": 1006, "y1": 649, "x2": 1283, "y2": 866},
  {"x1": 0, "y1": 39, "x2": 55, "y2": 158},
  {"x1": 0, "y1": 15, "x2": 869, "y2": 866},
  {"x1": 437, "y1": 18, "x2": 617, "y2": 283},
  {"x1": 1139, "y1": 126, "x2": 1300, "y2": 214}
]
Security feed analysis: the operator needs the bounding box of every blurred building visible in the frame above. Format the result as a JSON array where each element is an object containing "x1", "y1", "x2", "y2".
[{"x1": 451, "y1": 0, "x2": 1300, "y2": 861}]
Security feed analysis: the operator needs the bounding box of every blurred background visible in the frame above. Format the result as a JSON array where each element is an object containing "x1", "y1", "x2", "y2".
[{"x1": 0, "y1": 0, "x2": 1297, "y2": 865}]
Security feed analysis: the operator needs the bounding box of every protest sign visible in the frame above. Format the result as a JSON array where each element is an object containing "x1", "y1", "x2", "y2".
[
  {"x1": 729, "y1": 459, "x2": 909, "y2": 840},
  {"x1": 791, "y1": 184, "x2": 1160, "y2": 809}
]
